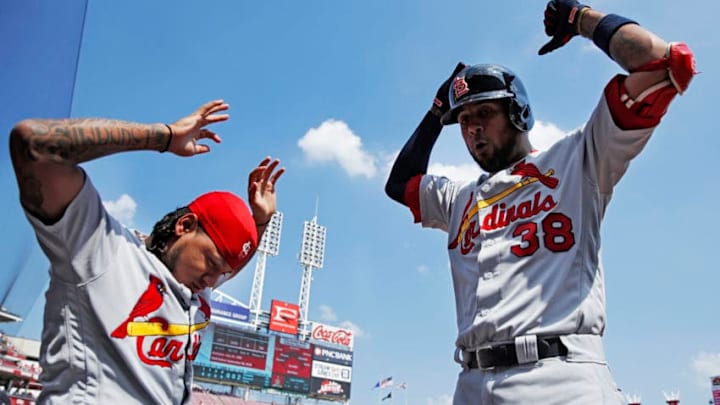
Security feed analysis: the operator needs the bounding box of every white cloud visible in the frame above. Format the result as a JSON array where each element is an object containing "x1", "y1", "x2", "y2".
[
  {"x1": 417, "y1": 265, "x2": 429, "y2": 274},
  {"x1": 426, "y1": 393, "x2": 453, "y2": 405},
  {"x1": 528, "y1": 120, "x2": 568, "y2": 151},
  {"x1": 315, "y1": 305, "x2": 365, "y2": 338},
  {"x1": 380, "y1": 150, "x2": 399, "y2": 181},
  {"x1": 318, "y1": 304, "x2": 338, "y2": 322},
  {"x1": 691, "y1": 352, "x2": 720, "y2": 387},
  {"x1": 339, "y1": 320, "x2": 365, "y2": 338},
  {"x1": 427, "y1": 162, "x2": 481, "y2": 182},
  {"x1": 298, "y1": 119, "x2": 377, "y2": 178},
  {"x1": 103, "y1": 194, "x2": 137, "y2": 226}
]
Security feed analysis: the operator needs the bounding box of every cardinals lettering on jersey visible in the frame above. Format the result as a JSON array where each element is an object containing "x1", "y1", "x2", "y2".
[
  {"x1": 449, "y1": 161, "x2": 562, "y2": 255},
  {"x1": 111, "y1": 275, "x2": 211, "y2": 368}
]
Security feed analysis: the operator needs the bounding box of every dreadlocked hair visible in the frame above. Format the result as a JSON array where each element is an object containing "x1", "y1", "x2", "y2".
[{"x1": 146, "y1": 206, "x2": 191, "y2": 261}]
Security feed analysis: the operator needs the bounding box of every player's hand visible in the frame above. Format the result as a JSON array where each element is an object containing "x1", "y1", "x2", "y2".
[
  {"x1": 430, "y1": 62, "x2": 467, "y2": 119},
  {"x1": 538, "y1": 0, "x2": 589, "y2": 56},
  {"x1": 247, "y1": 157, "x2": 285, "y2": 226},
  {"x1": 166, "y1": 100, "x2": 229, "y2": 156}
]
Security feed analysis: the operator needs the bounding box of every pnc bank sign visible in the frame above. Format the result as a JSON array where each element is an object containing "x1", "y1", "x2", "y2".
[{"x1": 313, "y1": 345, "x2": 353, "y2": 366}]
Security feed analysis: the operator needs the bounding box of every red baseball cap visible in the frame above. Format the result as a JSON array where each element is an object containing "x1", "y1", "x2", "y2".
[{"x1": 188, "y1": 191, "x2": 257, "y2": 270}]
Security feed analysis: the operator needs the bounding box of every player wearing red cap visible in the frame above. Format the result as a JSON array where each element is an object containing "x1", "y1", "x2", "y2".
[{"x1": 9, "y1": 100, "x2": 284, "y2": 404}]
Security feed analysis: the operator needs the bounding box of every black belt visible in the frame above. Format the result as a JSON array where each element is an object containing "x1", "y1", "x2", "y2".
[{"x1": 467, "y1": 337, "x2": 567, "y2": 369}]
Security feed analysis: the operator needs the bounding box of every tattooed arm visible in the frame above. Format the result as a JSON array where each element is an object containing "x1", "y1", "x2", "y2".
[
  {"x1": 577, "y1": 9, "x2": 669, "y2": 98},
  {"x1": 9, "y1": 100, "x2": 230, "y2": 223}
]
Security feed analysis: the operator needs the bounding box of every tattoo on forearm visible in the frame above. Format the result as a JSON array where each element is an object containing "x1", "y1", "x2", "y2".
[
  {"x1": 26, "y1": 119, "x2": 166, "y2": 163},
  {"x1": 612, "y1": 30, "x2": 653, "y2": 71},
  {"x1": 10, "y1": 118, "x2": 167, "y2": 220}
]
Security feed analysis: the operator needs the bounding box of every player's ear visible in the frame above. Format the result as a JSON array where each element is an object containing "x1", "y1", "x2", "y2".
[{"x1": 174, "y1": 213, "x2": 200, "y2": 236}]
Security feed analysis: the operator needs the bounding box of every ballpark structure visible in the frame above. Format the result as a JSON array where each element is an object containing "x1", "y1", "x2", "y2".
[{"x1": 193, "y1": 212, "x2": 353, "y2": 404}]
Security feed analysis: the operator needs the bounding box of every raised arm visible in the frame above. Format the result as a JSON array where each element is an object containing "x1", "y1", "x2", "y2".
[
  {"x1": 538, "y1": 0, "x2": 695, "y2": 128},
  {"x1": 576, "y1": 9, "x2": 670, "y2": 97},
  {"x1": 9, "y1": 100, "x2": 229, "y2": 223},
  {"x1": 385, "y1": 62, "x2": 465, "y2": 206}
]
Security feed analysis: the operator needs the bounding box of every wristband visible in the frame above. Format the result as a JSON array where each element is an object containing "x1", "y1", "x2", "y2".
[
  {"x1": 160, "y1": 124, "x2": 173, "y2": 153},
  {"x1": 592, "y1": 14, "x2": 638, "y2": 59},
  {"x1": 576, "y1": 7, "x2": 590, "y2": 35}
]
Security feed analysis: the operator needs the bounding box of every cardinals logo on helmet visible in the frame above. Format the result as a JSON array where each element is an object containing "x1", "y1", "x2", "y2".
[{"x1": 453, "y1": 76, "x2": 470, "y2": 100}]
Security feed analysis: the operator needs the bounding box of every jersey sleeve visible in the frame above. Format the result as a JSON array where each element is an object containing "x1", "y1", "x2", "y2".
[
  {"x1": 23, "y1": 173, "x2": 118, "y2": 283},
  {"x1": 418, "y1": 174, "x2": 461, "y2": 233},
  {"x1": 582, "y1": 92, "x2": 656, "y2": 194}
]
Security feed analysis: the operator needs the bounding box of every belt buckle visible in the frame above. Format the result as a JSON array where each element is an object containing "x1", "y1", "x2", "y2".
[
  {"x1": 456, "y1": 347, "x2": 494, "y2": 370},
  {"x1": 476, "y1": 348, "x2": 495, "y2": 371},
  {"x1": 473, "y1": 345, "x2": 497, "y2": 371}
]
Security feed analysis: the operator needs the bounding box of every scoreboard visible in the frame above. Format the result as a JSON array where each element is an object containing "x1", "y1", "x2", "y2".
[
  {"x1": 210, "y1": 325, "x2": 269, "y2": 370},
  {"x1": 193, "y1": 322, "x2": 352, "y2": 401},
  {"x1": 271, "y1": 336, "x2": 313, "y2": 393}
]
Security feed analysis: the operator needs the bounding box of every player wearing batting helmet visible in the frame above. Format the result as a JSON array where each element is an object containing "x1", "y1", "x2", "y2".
[
  {"x1": 9, "y1": 100, "x2": 284, "y2": 404},
  {"x1": 385, "y1": 1, "x2": 695, "y2": 404}
]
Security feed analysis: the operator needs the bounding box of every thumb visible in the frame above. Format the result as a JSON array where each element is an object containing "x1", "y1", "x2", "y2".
[
  {"x1": 538, "y1": 39, "x2": 558, "y2": 55},
  {"x1": 193, "y1": 143, "x2": 211, "y2": 155}
]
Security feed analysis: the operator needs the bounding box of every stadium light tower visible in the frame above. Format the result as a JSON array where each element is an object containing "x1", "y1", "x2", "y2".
[
  {"x1": 663, "y1": 391, "x2": 680, "y2": 405},
  {"x1": 297, "y1": 215, "x2": 326, "y2": 337},
  {"x1": 249, "y1": 211, "x2": 283, "y2": 327},
  {"x1": 211, "y1": 289, "x2": 247, "y2": 306},
  {"x1": 626, "y1": 394, "x2": 641, "y2": 405}
]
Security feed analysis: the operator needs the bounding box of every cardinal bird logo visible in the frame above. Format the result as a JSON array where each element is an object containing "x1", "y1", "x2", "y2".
[
  {"x1": 111, "y1": 275, "x2": 167, "y2": 338},
  {"x1": 198, "y1": 295, "x2": 211, "y2": 320},
  {"x1": 511, "y1": 161, "x2": 558, "y2": 189}
]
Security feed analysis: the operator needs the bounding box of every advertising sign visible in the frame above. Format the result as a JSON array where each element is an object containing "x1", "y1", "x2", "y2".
[
  {"x1": 269, "y1": 300, "x2": 300, "y2": 335},
  {"x1": 271, "y1": 335, "x2": 312, "y2": 393},
  {"x1": 310, "y1": 323, "x2": 354, "y2": 349},
  {"x1": 210, "y1": 324, "x2": 269, "y2": 370},
  {"x1": 194, "y1": 362, "x2": 268, "y2": 388},
  {"x1": 309, "y1": 378, "x2": 351, "y2": 400},
  {"x1": 712, "y1": 375, "x2": 720, "y2": 405},
  {"x1": 210, "y1": 300, "x2": 250, "y2": 325},
  {"x1": 311, "y1": 360, "x2": 352, "y2": 383},
  {"x1": 312, "y1": 344, "x2": 353, "y2": 367}
]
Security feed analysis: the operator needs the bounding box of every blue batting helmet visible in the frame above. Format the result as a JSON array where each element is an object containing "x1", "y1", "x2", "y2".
[{"x1": 441, "y1": 64, "x2": 534, "y2": 132}]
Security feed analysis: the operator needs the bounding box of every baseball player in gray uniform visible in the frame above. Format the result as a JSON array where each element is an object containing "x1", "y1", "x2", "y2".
[
  {"x1": 385, "y1": 1, "x2": 695, "y2": 404},
  {"x1": 9, "y1": 100, "x2": 284, "y2": 404}
]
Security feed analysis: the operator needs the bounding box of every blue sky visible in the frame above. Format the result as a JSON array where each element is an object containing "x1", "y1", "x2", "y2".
[{"x1": 1, "y1": 0, "x2": 719, "y2": 404}]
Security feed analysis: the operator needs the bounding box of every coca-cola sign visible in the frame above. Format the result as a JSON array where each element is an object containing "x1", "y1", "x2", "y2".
[{"x1": 310, "y1": 323, "x2": 354, "y2": 349}]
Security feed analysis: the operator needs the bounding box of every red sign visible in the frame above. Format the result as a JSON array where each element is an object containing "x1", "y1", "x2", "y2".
[
  {"x1": 310, "y1": 323, "x2": 354, "y2": 348},
  {"x1": 270, "y1": 336, "x2": 312, "y2": 393},
  {"x1": 272, "y1": 336, "x2": 312, "y2": 378},
  {"x1": 269, "y1": 300, "x2": 300, "y2": 335}
]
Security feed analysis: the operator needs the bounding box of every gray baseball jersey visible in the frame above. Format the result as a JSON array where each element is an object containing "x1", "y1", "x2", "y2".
[
  {"x1": 418, "y1": 94, "x2": 654, "y2": 359},
  {"x1": 25, "y1": 176, "x2": 211, "y2": 404}
]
